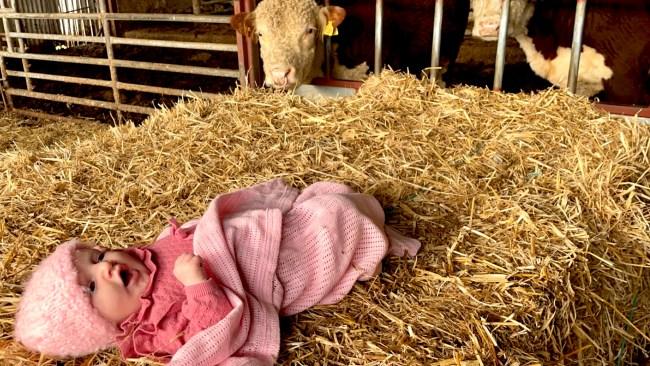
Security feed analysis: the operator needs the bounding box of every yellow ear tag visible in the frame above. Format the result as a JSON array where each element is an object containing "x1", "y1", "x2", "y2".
[{"x1": 323, "y1": 20, "x2": 338, "y2": 37}]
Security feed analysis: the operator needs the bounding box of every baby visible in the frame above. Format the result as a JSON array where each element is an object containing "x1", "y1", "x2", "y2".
[{"x1": 14, "y1": 179, "x2": 420, "y2": 365}]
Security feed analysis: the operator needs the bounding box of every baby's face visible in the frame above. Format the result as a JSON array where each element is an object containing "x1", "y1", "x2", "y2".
[{"x1": 74, "y1": 246, "x2": 151, "y2": 325}]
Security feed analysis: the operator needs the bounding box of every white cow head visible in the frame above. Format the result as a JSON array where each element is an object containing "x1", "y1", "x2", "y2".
[
  {"x1": 470, "y1": 0, "x2": 534, "y2": 40},
  {"x1": 231, "y1": 0, "x2": 345, "y2": 90}
]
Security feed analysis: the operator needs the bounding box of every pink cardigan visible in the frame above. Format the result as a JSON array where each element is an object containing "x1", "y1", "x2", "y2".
[{"x1": 169, "y1": 179, "x2": 420, "y2": 366}]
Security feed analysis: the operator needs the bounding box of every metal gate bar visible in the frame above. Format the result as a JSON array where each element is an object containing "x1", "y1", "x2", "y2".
[
  {"x1": 234, "y1": 0, "x2": 259, "y2": 87},
  {"x1": 373, "y1": 0, "x2": 382, "y2": 75},
  {"x1": 0, "y1": 1, "x2": 240, "y2": 122},
  {"x1": 97, "y1": 0, "x2": 121, "y2": 121},
  {"x1": 430, "y1": 0, "x2": 444, "y2": 81},
  {"x1": 567, "y1": 0, "x2": 587, "y2": 94},
  {"x1": 492, "y1": 0, "x2": 510, "y2": 91},
  {"x1": 0, "y1": 51, "x2": 239, "y2": 77},
  {"x1": 7, "y1": 69, "x2": 221, "y2": 98},
  {"x1": 4, "y1": 32, "x2": 238, "y2": 52}
]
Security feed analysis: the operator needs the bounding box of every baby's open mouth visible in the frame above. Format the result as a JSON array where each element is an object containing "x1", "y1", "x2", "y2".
[{"x1": 119, "y1": 269, "x2": 131, "y2": 287}]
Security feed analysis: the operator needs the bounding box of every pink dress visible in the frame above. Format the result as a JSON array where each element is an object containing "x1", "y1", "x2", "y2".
[{"x1": 115, "y1": 179, "x2": 420, "y2": 365}]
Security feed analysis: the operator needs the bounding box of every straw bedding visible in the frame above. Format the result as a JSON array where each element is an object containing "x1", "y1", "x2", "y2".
[{"x1": 0, "y1": 71, "x2": 648, "y2": 365}]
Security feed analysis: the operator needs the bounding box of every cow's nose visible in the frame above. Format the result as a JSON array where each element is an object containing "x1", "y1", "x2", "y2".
[
  {"x1": 270, "y1": 67, "x2": 296, "y2": 88},
  {"x1": 477, "y1": 19, "x2": 500, "y2": 36},
  {"x1": 271, "y1": 68, "x2": 290, "y2": 87}
]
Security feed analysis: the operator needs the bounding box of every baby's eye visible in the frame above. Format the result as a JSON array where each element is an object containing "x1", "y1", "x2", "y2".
[
  {"x1": 87, "y1": 281, "x2": 96, "y2": 293},
  {"x1": 92, "y1": 251, "x2": 105, "y2": 263}
]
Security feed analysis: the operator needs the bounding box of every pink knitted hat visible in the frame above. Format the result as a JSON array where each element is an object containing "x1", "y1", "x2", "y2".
[{"x1": 14, "y1": 239, "x2": 120, "y2": 358}]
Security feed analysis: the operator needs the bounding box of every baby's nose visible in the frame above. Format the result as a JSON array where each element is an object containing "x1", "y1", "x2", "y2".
[{"x1": 95, "y1": 261, "x2": 114, "y2": 280}]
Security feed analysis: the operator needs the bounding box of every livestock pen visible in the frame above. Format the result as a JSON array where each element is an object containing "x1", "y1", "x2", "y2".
[{"x1": 0, "y1": 0, "x2": 649, "y2": 365}]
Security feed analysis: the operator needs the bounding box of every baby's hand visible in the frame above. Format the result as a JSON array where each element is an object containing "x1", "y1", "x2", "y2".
[{"x1": 173, "y1": 253, "x2": 208, "y2": 286}]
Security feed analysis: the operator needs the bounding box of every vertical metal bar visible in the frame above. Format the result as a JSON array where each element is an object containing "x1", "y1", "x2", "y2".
[
  {"x1": 44, "y1": 0, "x2": 56, "y2": 37},
  {"x1": 84, "y1": 0, "x2": 94, "y2": 36},
  {"x1": 324, "y1": 0, "x2": 331, "y2": 79},
  {"x1": 86, "y1": 0, "x2": 93, "y2": 36},
  {"x1": 430, "y1": 0, "x2": 443, "y2": 81},
  {"x1": 47, "y1": 0, "x2": 56, "y2": 36},
  {"x1": 493, "y1": 0, "x2": 510, "y2": 91},
  {"x1": 19, "y1": 0, "x2": 29, "y2": 45},
  {"x1": 0, "y1": 0, "x2": 15, "y2": 52},
  {"x1": 10, "y1": 0, "x2": 33, "y2": 91},
  {"x1": 325, "y1": 36, "x2": 331, "y2": 79},
  {"x1": 61, "y1": 0, "x2": 70, "y2": 46},
  {"x1": 80, "y1": 0, "x2": 87, "y2": 38},
  {"x1": 0, "y1": 55, "x2": 15, "y2": 110},
  {"x1": 0, "y1": 14, "x2": 4, "y2": 47},
  {"x1": 89, "y1": 0, "x2": 95, "y2": 35},
  {"x1": 92, "y1": 0, "x2": 100, "y2": 37},
  {"x1": 374, "y1": 0, "x2": 383, "y2": 75},
  {"x1": 234, "y1": 0, "x2": 247, "y2": 86},
  {"x1": 0, "y1": 0, "x2": 14, "y2": 109},
  {"x1": 106, "y1": 0, "x2": 117, "y2": 37},
  {"x1": 73, "y1": 0, "x2": 79, "y2": 46},
  {"x1": 17, "y1": 0, "x2": 26, "y2": 44},
  {"x1": 192, "y1": 0, "x2": 201, "y2": 14},
  {"x1": 29, "y1": 0, "x2": 39, "y2": 45},
  {"x1": 568, "y1": 0, "x2": 587, "y2": 94},
  {"x1": 97, "y1": 0, "x2": 122, "y2": 121},
  {"x1": 30, "y1": 0, "x2": 40, "y2": 42},
  {"x1": 234, "y1": 0, "x2": 260, "y2": 87}
]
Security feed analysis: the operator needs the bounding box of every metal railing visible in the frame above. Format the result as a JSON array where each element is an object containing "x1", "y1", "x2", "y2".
[{"x1": 0, "y1": 0, "x2": 242, "y2": 122}]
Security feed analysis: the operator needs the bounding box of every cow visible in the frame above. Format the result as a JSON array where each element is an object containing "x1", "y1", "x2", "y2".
[
  {"x1": 470, "y1": 0, "x2": 533, "y2": 40},
  {"x1": 231, "y1": 0, "x2": 470, "y2": 90},
  {"x1": 471, "y1": 0, "x2": 650, "y2": 105}
]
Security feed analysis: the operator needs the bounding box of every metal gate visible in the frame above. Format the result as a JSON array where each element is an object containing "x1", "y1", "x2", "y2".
[{"x1": 0, "y1": 0, "x2": 242, "y2": 123}]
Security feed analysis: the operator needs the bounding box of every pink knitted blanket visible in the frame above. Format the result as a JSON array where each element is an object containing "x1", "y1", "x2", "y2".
[{"x1": 169, "y1": 179, "x2": 420, "y2": 366}]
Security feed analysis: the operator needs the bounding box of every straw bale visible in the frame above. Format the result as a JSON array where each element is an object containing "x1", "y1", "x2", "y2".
[
  {"x1": 0, "y1": 112, "x2": 108, "y2": 153},
  {"x1": 0, "y1": 71, "x2": 648, "y2": 365}
]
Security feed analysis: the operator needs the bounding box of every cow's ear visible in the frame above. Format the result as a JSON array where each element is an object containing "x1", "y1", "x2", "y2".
[
  {"x1": 320, "y1": 6, "x2": 346, "y2": 28},
  {"x1": 230, "y1": 12, "x2": 256, "y2": 38}
]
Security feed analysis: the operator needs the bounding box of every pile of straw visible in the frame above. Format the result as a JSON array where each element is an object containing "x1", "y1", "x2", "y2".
[
  {"x1": 0, "y1": 71, "x2": 648, "y2": 365},
  {"x1": 0, "y1": 113, "x2": 107, "y2": 152}
]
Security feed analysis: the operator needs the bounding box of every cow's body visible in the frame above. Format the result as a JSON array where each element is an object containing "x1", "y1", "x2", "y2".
[
  {"x1": 472, "y1": 0, "x2": 650, "y2": 105},
  {"x1": 231, "y1": 0, "x2": 470, "y2": 90}
]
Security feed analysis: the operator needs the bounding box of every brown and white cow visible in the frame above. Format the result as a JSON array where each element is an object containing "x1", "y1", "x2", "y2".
[
  {"x1": 231, "y1": 0, "x2": 470, "y2": 90},
  {"x1": 471, "y1": 0, "x2": 650, "y2": 105}
]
